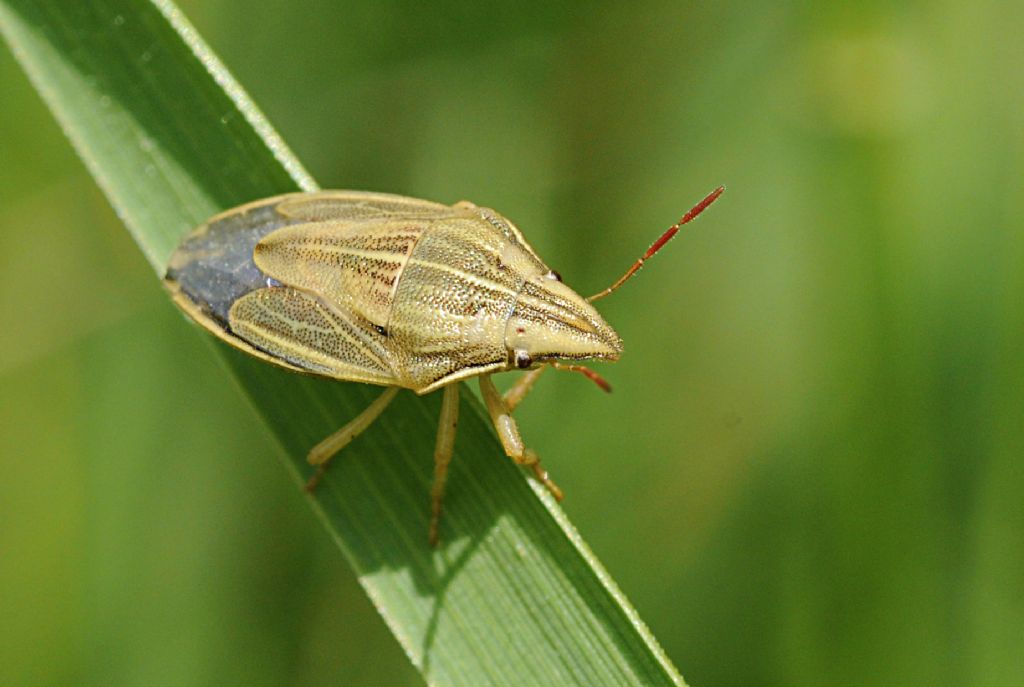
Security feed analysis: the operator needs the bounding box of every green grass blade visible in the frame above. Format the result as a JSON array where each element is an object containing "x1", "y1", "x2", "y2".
[{"x1": 0, "y1": 1, "x2": 686, "y2": 684}]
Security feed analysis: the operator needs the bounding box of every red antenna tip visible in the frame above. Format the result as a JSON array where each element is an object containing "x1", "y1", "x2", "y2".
[{"x1": 686, "y1": 185, "x2": 725, "y2": 221}]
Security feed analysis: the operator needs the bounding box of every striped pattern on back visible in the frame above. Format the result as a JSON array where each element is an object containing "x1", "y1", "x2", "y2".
[
  {"x1": 253, "y1": 220, "x2": 426, "y2": 330},
  {"x1": 228, "y1": 286, "x2": 395, "y2": 385},
  {"x1": 389, "y1": 217, "x2": 548, "y2": 390}
]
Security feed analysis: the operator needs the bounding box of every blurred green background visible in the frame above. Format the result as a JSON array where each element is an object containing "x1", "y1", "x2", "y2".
[{"x1": 2, "y1": 1, "x2": 1022, "y2": 685}]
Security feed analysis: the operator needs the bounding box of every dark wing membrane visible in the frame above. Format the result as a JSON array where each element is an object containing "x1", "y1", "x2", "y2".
[
  {"x1": 165, "y1": 195, "x2": 301, "y2": 327},
  {"x1": 228, "y1": 286, "x2": 397, "y2": 386}
]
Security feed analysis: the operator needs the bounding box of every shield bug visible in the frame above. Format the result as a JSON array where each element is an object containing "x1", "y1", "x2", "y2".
[{"x1": 164, "y1": 187, "x2": 723, "y2": 544}]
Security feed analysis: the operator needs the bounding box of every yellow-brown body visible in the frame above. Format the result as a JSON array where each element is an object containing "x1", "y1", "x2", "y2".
[{"x1": 165, "y1": 191, "x2": 621, "y2": 393}]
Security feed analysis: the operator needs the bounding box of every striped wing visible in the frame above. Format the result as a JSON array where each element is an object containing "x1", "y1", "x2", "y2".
[
  {"x1": 253, "y1": 218, "x2": 435, "y2": 331},
  {"x1": 275, "y1": 190, "x2": 456, "y2": 222},
  {"x1": 228, "y1": 286, "x2": 396, "y2": 385}
]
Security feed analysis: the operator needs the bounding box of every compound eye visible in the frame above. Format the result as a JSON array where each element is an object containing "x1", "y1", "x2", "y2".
[
  {"x1": 546, "y1": 270, "x2": 562, "y2": 282},
  {"x1": 514, "y1": 350, "x2": 533, "y2": 369}
]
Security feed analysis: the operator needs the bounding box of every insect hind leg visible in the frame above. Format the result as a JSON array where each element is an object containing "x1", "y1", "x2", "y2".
[
  {"x1": 428, "y1": 383, "x2": 460, "y2": 546},
  {"x1": 479, "y1": 375, "x2": 563, "y2": 500},
  {"x1": 305, "y1": 386, "x2": 400, "y2": 491}
]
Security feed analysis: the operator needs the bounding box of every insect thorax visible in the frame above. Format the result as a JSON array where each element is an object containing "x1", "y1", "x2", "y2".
[{"x1": 387, "y1": 217, "x2": 544, "y2": 391}]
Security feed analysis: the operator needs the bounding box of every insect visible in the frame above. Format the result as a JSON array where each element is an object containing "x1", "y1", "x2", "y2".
[{"x1": 164, "y1": 187, "x2": 723, "y2": 544}]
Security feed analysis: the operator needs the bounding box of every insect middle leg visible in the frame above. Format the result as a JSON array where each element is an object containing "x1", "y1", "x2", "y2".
[
  {"x1": 478, "y1": 375, "x2": 563, "y2": 500},
  {"x1": 305, "y1": 386, "x2": 400, "y2": 491},
  {"x1": 428, "y1": 383, "x2": 460, "y2": 546}
]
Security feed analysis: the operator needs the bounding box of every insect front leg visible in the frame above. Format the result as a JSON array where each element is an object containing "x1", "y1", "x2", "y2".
[
  {"x1": 305, "y1": 386, "x2": 401, "y2": 491},
  {"x1": 478, "y1": 375, "x2": 563, "y2": 501},
  {"x1": 428, "y1": 383, "x2": 460, "y2": 546},
  {"x1": 502, "y1": 366, "x2": 547, "y2": 412}
]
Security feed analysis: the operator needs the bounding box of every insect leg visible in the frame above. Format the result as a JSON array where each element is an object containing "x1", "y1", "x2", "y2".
[
  {"x1": 428, "y1": 384, "x2": 460, "y2": 546},
  {"x1": 305, "y1": 386, "x2": 401, "y2": 491},
  {"x1": 502, "y1": 366, "x2": 547, "y2": 412},
  {"x1": 479, "y1": 375, "x2": 564, "y2": 501}
]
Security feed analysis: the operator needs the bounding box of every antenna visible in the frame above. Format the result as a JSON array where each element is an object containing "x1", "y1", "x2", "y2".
[{"x1": 587, "y1": 185, "x2": 724, "y2": 302}]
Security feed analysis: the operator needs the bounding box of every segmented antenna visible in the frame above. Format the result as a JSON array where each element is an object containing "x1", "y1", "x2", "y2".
[{"x1": 587, "y1": 185, "x2": 725, "y2": 302}]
